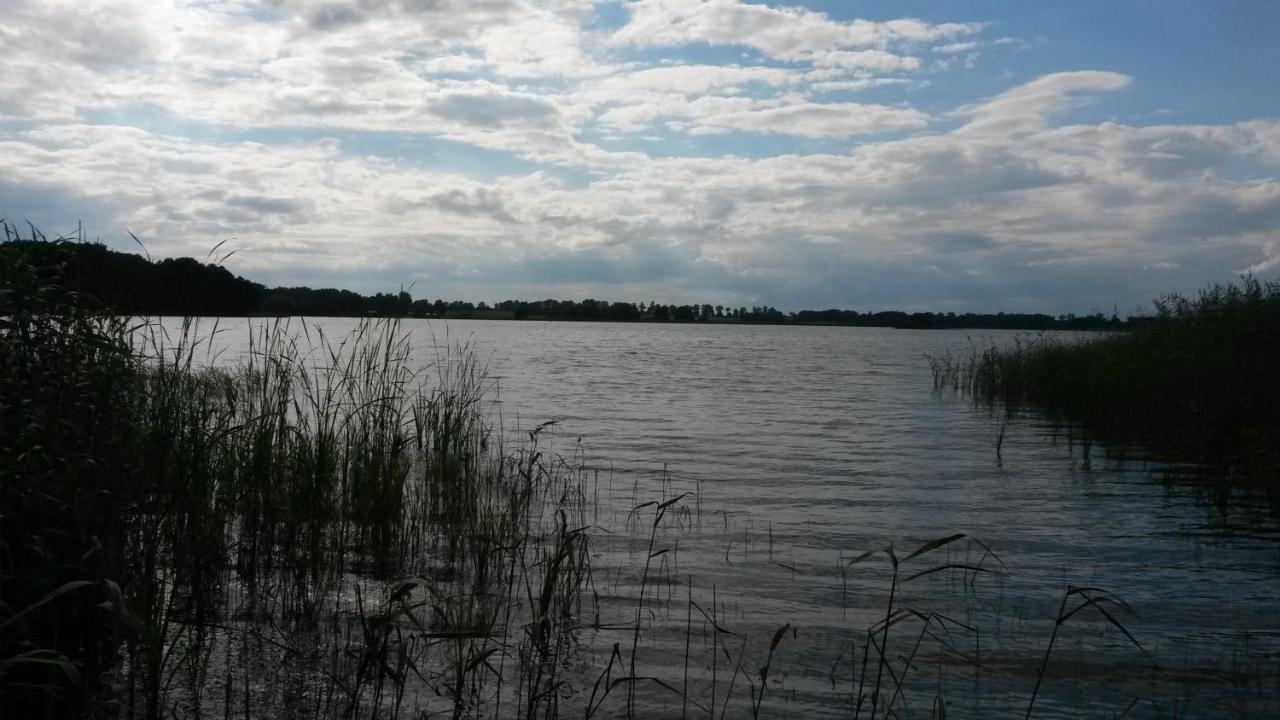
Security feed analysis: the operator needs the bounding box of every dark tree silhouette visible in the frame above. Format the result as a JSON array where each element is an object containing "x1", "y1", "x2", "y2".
[{"x1": 0, "y1": 235, "x2": 1127, "y2": 330}]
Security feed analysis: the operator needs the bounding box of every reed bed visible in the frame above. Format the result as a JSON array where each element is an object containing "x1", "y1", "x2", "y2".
[
  {"x1": 929, "y1": 277, "x2": 1280, "y2": 485},
  {"x1": 2, "y1": 251, "x2": 591, "y2": 719}
]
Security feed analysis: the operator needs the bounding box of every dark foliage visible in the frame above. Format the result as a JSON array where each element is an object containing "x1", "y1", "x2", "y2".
[
  {"x1": 1, "y1": 235, "x2": 140, "y2": 717},
  {"x1": 935, "y1": 277, "x2": 1280, "y2": 485},
  {"x1": 0, "y1": 234, "x2": 264, "y2": 317},
  {"x1": 1, "y1": 227, "x2": 591, "y2": 718},
  {"x1": 794, "y1": 307, "x2": 1121, "y2": 330}
]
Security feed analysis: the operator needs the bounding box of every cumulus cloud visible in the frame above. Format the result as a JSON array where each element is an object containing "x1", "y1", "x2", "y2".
[
  {"x1": 431, "y1": 87, "x2": 565, "y2": 130},
  {"x1": 0, "y1": 0, "x2": 978, "y2": 161},
  {"x1": 1, "y1": 2, "x2": 1277, "y2": 311},
  {"x1": 675, "y1": 101, "x2": 929, "y2": 137},
  {"x1": 610, "y1": 0, "x2": 981, "y2": 60}
]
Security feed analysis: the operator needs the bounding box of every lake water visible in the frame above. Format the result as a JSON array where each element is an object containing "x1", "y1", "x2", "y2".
[{"x1": 172, "y1": 317, "x2": 1280, "y2": 718}]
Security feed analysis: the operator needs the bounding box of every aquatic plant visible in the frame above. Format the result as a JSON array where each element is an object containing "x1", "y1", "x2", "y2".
[
  {"x1": 930, "y1": 276, "x2": 1280, "y2": 485},
  {"x1": 1, "y1": 232, "x2": 593, "y2": 719}
]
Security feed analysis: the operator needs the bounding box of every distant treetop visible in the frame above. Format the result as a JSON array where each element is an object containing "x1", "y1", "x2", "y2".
[{"x1": 0, "y1": 234, "x2": 1124, "y2": 330}]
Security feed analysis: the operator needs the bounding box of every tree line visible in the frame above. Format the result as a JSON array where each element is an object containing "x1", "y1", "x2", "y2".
[{"x1": 0, "y1": 236, "x2": 1124, "y2": 330}]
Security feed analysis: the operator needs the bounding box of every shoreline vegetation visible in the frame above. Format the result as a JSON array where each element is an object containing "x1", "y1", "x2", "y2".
[
  {"x1": 0, "y1": 226, "x2": 1124, "y2": 331},
  {"x1": 930, "y1": 276, "x2": 1280, "y2": 487},
  {"x1": 3, "y1": 244, "x2": 596, "y2": 717}
]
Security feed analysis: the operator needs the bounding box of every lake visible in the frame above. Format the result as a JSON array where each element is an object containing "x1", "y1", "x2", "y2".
[{"x1": 169, "y1": 317, "x2": 1280, "y2": 718}]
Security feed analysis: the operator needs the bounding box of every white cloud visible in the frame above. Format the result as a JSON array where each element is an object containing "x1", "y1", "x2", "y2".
[
  {"x1": 611, "y1": 0, "x2": 982, "y2": 60},
  {"x1": 1, "y1": 2, "x2": 1277, "y2": 310},
  {"x1": 935, "y1": 42, "x2": 980, "y2": 54},
  {"x1": 584, "y1": 65, "x2": 795, "y2": 98},
  {"x1": 430, "y1": 85, "x2": 566, "y2": 130},
  {"x1": 953, "y1": 71, "x2": 1132, "y2": 135},
  {"x1": 0, "y1": 0, "x2": 983, "y2": 163},
  {"x1": 8, "y1": 68, "x2": 1278, "y2": 310},
  {"x1": 417, "y1": 55, "x2": 487, "y2": 74},
  {"x1": 677, "y1": 101, "x2": 929, "y2": 138},
  {"x1": 810, "y1": 50, "x2": 921, "y2": 72},
  {"x1": 594, "y1": 92, "x2": 928, "y2": 138},
  {"x1": 807, "y1": 78, "x2": 916, "y2": 93},
  {"x1": 1244, "y1": 239, "x2": 1280, "y2": 275}
]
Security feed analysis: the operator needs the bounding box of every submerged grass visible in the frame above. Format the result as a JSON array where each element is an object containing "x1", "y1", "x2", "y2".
[{"x1": 930, "y1": 276, "x2": 1280, "y2": 486}]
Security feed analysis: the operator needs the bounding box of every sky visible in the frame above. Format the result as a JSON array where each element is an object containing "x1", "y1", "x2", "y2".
[{"x1": 2, "y1": 0, "x2": 1279, "y2": 314}]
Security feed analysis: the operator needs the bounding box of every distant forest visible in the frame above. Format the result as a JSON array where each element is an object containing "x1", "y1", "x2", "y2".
[{"x1": 0, "y1": 238, "x2": 1125, "y2": 330}]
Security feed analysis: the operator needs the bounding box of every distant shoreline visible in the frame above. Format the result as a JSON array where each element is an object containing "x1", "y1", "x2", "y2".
[
  {"x1": 2, "y1": 236, "x2": 1126, "y2": 332},
  {"x1": 138, "y1": 312, "x2": 1119, "y2": 332}
]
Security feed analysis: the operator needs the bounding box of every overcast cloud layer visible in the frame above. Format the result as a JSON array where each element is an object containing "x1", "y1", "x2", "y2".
[{"x1": 2, "y1": 0, "x2": 1278, "y2": 312}]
